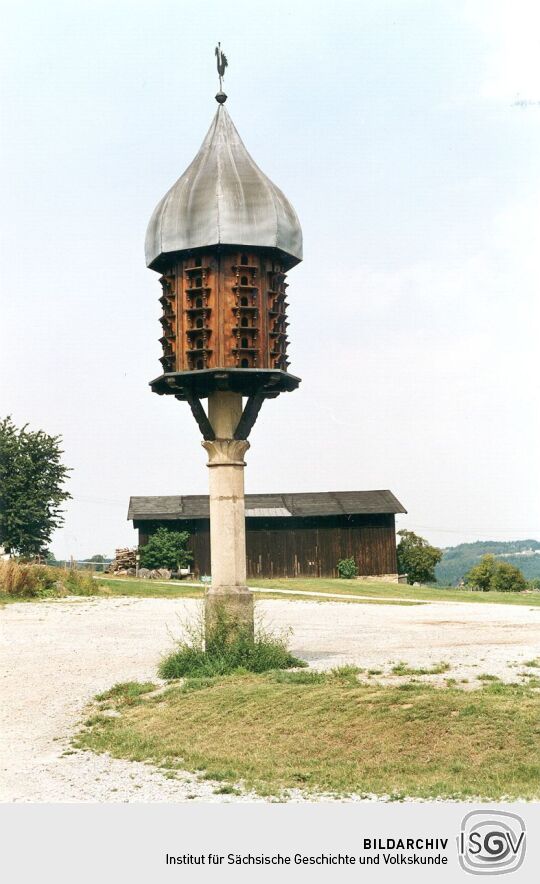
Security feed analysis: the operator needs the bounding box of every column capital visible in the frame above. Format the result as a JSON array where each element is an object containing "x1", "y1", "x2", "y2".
[{"x1": 202, "y1": 438, "x2": 250, "y2": 466}]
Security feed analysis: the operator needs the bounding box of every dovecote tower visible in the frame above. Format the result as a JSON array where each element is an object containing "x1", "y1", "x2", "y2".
[{"x1": 145, "y1": 49, "x2": 302, "y2": 631}]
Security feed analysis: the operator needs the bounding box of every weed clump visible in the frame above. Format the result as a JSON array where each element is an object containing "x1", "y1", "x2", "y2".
[
  {"x1": 391, "y1": 661, "x2": 450, "y2": 676},
  {"x1": 159, "y1": 604, "x2": 306, "y2": 679},
  {"x1": 329, "y1": 665, "x2": 362, "y2": 682},
  {"x1": 95, "y1": 682, "x2": 156, "y2": 703},
  {"x1": 0, "y1": 560, "x2": 99, "y2": 599}
]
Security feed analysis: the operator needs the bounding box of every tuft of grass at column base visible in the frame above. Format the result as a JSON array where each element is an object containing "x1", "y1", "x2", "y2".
[{"x1": 158, "y1": 606, "x2": 306, "y2": 679}]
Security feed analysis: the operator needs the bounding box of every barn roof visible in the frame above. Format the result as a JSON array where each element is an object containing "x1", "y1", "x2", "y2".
[{"x1": 128, "y1": 491, "x2": 406, "y2": 521}]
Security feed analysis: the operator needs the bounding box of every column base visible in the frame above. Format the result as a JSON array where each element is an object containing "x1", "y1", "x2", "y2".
[{"x1": 204, "y1": 588, "x2": 254, "y2": 646}]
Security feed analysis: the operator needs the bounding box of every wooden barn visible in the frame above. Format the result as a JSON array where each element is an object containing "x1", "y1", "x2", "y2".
[{"x1": 128, "y1": 490, "x2": 406, "y2": 579}]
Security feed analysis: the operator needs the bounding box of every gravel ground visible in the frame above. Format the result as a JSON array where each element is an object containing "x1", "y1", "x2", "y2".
[{"x1": 1, "y1": 595, "x2": 539, "y2": 803}]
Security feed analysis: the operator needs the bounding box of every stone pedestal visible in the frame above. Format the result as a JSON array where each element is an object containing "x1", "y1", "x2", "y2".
[{"x1": 202, "y1": 393, "x2": 254, "y2": 639}]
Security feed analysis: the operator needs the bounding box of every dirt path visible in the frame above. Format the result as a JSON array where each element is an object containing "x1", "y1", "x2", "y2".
[{"x1": 1, "y1": 596, "x2": 539, "y2": 803}]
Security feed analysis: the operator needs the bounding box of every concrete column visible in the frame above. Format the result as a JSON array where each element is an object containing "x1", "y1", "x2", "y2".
[
  {"x1": 202, "y1": 392, "x2": 254, "y2": 636},
  {"x1": 207, "y1": 391, "x2": 242, "y2": 439}
]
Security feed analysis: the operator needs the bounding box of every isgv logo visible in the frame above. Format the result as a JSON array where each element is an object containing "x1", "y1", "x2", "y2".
[{"x1": 458, "y1": 811, "x2": 526, "y2": 875}]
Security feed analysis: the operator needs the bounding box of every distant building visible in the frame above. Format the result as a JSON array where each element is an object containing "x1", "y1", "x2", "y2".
[{"x1": 128, "y1": 490, "x2": 406, "y2": 579}]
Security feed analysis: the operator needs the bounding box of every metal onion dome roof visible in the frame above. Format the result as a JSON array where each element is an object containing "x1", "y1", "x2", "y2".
[{"x1": 145, "y1": 103, "x2": 303, "y2": 269}]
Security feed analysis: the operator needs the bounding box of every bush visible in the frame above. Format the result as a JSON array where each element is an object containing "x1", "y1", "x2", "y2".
[
  {"x1": 0, "y1": 560, "x2": 98, "y2": 598},
  {"x1": 158, "y1": 604, "x2": 306, "y2": 679},
  {"x1": 337, "y1": 557, "x2": 358, "y2": 579},
  {"x1": 465, "y1": 555, "x2": 527, "y2": 593},
  {"x1": 139, "y1": 527, "x2": 193, "y2": 571}
]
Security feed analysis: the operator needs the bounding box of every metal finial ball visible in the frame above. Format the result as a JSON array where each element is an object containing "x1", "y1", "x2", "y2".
[{"x1": 215, "y1": 91, "x2": 227, "y2": 104}]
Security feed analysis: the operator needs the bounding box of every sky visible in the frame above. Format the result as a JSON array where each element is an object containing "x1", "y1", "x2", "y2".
[{"x1": 1, "y1": 0, "x2": 539, "y2": 558}]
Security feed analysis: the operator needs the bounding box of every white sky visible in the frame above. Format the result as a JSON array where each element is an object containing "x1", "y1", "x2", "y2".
[{"x1": 1, "y1": 1, "x2": 539, "y2": 558}]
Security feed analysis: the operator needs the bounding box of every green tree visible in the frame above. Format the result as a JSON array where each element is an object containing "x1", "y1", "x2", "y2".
[
  {"x1": 0, "y1": 416, "x2": 71, "y2": 557},
  {"x1": 139, "y1": 527, "x2": 193, "y2": 570},
  {"x1": 464, "y1": 554, "x2": 497, "y2": 591},
  {"x1": 464, "y1": 555, "x2": 527, "y2": 593},
  {"x1": 490, "y1": 562, "x2": 527, "y2": 593},
  {"x1": 396, "y1": 530, "x2": 443, "y2": 585}
]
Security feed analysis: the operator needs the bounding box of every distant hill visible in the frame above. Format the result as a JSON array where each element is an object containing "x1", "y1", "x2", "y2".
[{"x1": 435, "y1": 539, "x2": 540, "y2": 586}]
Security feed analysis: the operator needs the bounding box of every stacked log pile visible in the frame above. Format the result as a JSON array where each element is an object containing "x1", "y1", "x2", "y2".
[{"x1": 106, "y1": 548, "x2": 137, "y2": 574}]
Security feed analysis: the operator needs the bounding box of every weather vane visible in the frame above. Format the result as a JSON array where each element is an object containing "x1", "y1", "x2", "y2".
[{"x1": 215, "y1": 42, "x2": 228, "y2": 94}]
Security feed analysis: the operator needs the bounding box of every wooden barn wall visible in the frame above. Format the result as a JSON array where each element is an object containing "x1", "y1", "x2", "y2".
[{"x1": 135, "y1": 514, "x2": 397, "y2": 578}]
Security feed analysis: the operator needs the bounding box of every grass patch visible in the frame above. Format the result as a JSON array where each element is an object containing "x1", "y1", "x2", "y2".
[
  {"x1": 248, "y1": 577, "x2": 540, "y2": 607},
  {"x1": 76, "y1": 671, "x2": 540, "y2": 800},
  {"x1": 480, "y1": 680, "x2": 516, "y2": 695},
  {"x1": 97, "y1": 577, "x2": 204, "y2": 600},
  {"x1": 8, "y1": 572, "x2": 539, "y2": 608},
  {"x1": 477, "y1": 674, "x2": 500, "y2": 682},
  {"x1": 524, "y1": 659, "x2": 540, "y2": 668},
  {"x1": 269, "y1": 670, "x2": 326, "y2": 685},
  {"x1": 0, "y1": 593, "x2": 46, "y2": 606},
  {"x1": 96, "y1": 577, "x2": 418, "y2": 606},
  {"x1": 391, "y1": 661, "x2": 451, "y2": 676}
]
